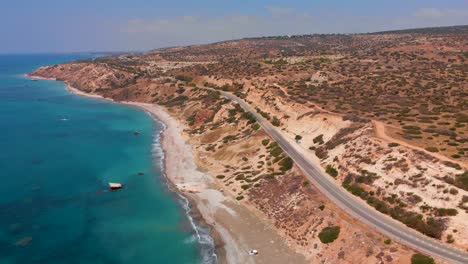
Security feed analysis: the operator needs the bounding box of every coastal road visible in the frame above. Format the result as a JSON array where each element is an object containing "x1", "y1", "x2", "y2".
[{"x1": 203, "y1": 87, "x2": 468, "y2": 264}]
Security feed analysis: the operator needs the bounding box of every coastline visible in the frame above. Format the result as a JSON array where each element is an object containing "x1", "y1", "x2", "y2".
[
  {"x1": 27, "y1": 74, "x2": 309, "y2": 264},
  {"x1": 27, "y1": 74, "x2": 221, "y2": 262}
]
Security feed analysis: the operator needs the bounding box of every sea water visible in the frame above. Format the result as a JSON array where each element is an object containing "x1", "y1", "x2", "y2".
[{"x1": 0, "y1": 54, "x2": 214, "y2": 264}]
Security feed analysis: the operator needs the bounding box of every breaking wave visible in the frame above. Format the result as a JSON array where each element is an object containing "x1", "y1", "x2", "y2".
[{"x1": 150, "y1": 117, "x2": 218, "y2": 264}]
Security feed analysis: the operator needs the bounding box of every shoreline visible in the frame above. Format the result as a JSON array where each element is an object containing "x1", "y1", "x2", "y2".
[
  {"x1": 28, "y1": 73, "x2": 309, "y2": 264},
  {"x1": 27, "y1": 73, "x2": 222, "y2": 263},
  {"x1": 28, "y1": 74, "x2": 243, "y2": 263}
]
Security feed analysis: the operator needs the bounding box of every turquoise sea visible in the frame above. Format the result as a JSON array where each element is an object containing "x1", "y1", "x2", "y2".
[{"x1": 0, "y1": 54, "x2": 214, "y2": 264}]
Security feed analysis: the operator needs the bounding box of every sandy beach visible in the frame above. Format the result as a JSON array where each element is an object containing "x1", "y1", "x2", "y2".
[{"x1": 31, "y1": 76, "x2": 307, "y2": 264}]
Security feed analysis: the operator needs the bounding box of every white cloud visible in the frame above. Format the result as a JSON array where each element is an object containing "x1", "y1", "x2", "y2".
[
  {"x1": 391, "y1": 7, "x2": 468, "y2": 29},
  {"x1": 414, "y1": 8, "x2": 468, "y2": 19},
  {"x1": 119, "y1": 7, "x2": 317, "y2": 50},
  {"x1": 116, "y1": 6, "x2": 468, "y2": 51},
  {"x1": 265, "y1": 6, "x2": 295, "y2": 17}
]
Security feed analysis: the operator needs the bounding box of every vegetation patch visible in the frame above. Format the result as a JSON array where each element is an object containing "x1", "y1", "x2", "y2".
[
  {"x1": 279, "y1": 157, "x2": 293, "y2": 171},
  {"x1": 411, "y1": 253, "x2": 434, "y2": 264},
  {"x1": 434, "y1": 208, "x2": 458, "y2": 216},
  {"x1": 318, "y1": 226, "x2": 340, "y2": 244},
  {"x1": 313, "y1": 134, "x2": 324, "y2": 145},
  {"x1": 455, "y1": 171, "x2": 468, "y2": 191},
  {"x1": 425, "y1": 146, "x2": 439, "y2": 152},
  {"x1": 326, "y1": 165, "x2": 338, "y2": 177}
]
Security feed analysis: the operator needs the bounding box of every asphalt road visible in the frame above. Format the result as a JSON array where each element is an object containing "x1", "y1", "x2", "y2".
[{"x1": 207, "y1": 88, "x2": 468, "y2": 264}]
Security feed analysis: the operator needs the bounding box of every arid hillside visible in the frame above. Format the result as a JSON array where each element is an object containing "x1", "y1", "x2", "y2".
[{"x1": 30, "y1": 25, "x2": 467, "y2": 262}]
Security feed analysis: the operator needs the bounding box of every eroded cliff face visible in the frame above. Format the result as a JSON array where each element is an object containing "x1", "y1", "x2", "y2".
[
  {"x1": 29, "y1": 63, "x2": 418, "y2": 263},
  {"x1": 31, "y1": 62, "x2": 138, "y2": 93}
]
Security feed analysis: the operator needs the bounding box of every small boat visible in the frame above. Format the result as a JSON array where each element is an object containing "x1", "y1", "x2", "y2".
[{"x1": 108, "y1": 182, "x2": 123, "y2": 190}]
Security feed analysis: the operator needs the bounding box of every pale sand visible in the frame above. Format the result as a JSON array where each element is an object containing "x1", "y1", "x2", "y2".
[{"x1": 41, "y1": 79, "x2": 306, "y2": 264}]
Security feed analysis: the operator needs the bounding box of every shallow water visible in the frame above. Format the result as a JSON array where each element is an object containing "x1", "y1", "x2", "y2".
[{"x1": 0, "y1": 54, "x2": 210, "y2": 264}]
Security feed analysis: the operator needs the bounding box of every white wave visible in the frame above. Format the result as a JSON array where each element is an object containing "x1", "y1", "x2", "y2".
[{"x1": 150, "y1": 118, "x2": 218, "y2": 264}]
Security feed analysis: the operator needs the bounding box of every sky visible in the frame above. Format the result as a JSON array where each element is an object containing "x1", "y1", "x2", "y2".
[{"x1": 1, "y1": 0, "x2": 467, "y2": 53}]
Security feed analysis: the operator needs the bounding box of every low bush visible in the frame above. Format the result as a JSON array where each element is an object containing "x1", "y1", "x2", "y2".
[
  {"x1": 271, "y1": 116, "x2": 281, "y2": 126},
  {"x1": 241, "y1": 184, "x2": 251, "y2": 190},
  {"x1": 411, "y1": 253, "x2": 434, "y2": 264},
  {"x1": 252, "y1": 123, "x2": 260, "y2": 130},
  {"x1": 315, "y1": 147, "x2": 328, "y2": 159},
  {"x1": 313, "y1": 134, "x2": 324, "y2": 145},
  {"x1": 318, "y1": 226, "x2": 340, "y2": 244},
  {"x1": 175, "y1": 75, "x2": 193, "y2": 82},
  {"x1": 326, "y1": 165, "x2": 338, "y2": 177},
  {"x1": 435, "y1": 208, "x2": 458, "y2": 216},
  {"x1": 425, "y1": 146, "x2": 439, "y2": 152},
  {"x1": 279, "y1": 157, "x2": 293, "y2": 171},
  {"x1": 455, "y1": 171, "x2": 468, "y2": 191}
]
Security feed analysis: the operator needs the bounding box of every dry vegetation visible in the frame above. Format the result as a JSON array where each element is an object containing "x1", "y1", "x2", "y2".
[{"x1": 30, "y1": 25, "x2": 467, "y2": 260}]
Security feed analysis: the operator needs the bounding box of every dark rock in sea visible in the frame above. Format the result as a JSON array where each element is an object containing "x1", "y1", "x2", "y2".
[
  {"x1": 31, "y1": 159, "x2": 43, "y2": 165},
  {"x1": 137, "y1": 172, "x2": 145, "y2": 176},
  {"x1": 9, "y1": 223, "x2": 23, "y2": 234},
  {"x1": 15, "y1": 236, "x2": 32, "y2": 246},
  {"x1": 133, "y1": 131, "x2": 141, "y2": 135}
]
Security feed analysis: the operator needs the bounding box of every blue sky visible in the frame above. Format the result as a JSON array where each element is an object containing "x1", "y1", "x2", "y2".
[{"x1": 1, "y1": 0, "x2": 467, "y2": 53}]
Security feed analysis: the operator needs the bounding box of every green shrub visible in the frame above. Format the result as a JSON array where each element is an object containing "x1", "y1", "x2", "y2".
[
  {"x1": 261, "y1": 139, "x2": 270, "y2": 146},
  {"x1": 384, "y1": 239, "x2": 392, "y2": 245},
  {"x1": 241, "y1": 184, "x2": 251, "y2": 190},
  {"x1": 216, "y1": 175, "x2": 225, "y2": 179},
  {"x1": 318, "y1": 205, "x2": 325, "y2": 211},
  {"x1": 326, "y1": 165, "x2": 338, "y2": 177},
  {"x1": 455, "y1": 171, "x2": 468, "y2": 191},
  {"x1": 236, "y1": 195, "x2": 244, "y2": 201},
  {"x1": 388, "y1": 142, "x2": 400, "y2": 147},
  {"x1": 318, "y1": 226, "x2": 340, "y2": 244},
  {"x1": 279, "y1": 157, "x2": 293, "y2": 171},
  {"x1": 342, "y1": 183, "x2": 367, "y2": 197},
  {"x1": 425, "y1": 147, "x2": 439, "y2": 152},
  {"x1": 447, "y1": 234, "x2": 455, "y2": 243},
  {"x1": 411, "y1": 253, "x2": 434, "y2": 264},
  {"x1": 175, "y1": 75, "x2": 193, "y2": 82},
  {"x1": 252, "y1": 123, "x2": 260, "y2": 130},
  {"x1": 243, "y1": 112, "x2": 256, "y2": 124},
  {"x1": 271, "y1": 116, "x2": 281, "y2": 127},
  {"x1": 435, "y1": 208, "x2": 458, "y2": 216},
  {"x1": 270, "y1": 146, "x2": 283, "y2": 157}
]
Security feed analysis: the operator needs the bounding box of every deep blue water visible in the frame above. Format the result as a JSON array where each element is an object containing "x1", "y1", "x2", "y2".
[{"x1": 0, "y1": 55, "x2": 210, "y2": 264}]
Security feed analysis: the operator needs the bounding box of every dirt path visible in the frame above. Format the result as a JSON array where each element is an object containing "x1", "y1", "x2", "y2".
[
  {"x1": 273, "y1": 82, "x2": 465, "y2": 168},
  {"x1": 373, "y1": 120, "x2": 466, "y2": 167}
]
